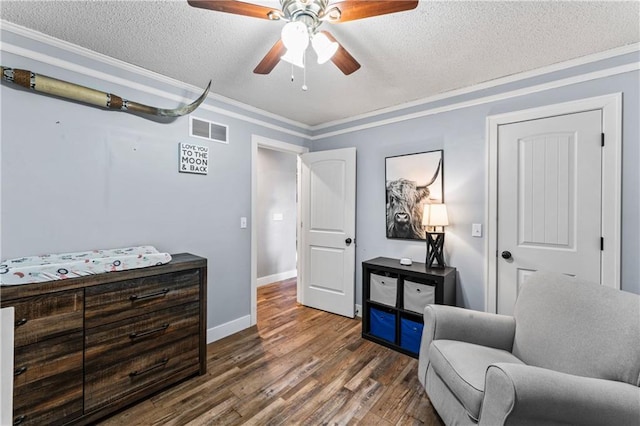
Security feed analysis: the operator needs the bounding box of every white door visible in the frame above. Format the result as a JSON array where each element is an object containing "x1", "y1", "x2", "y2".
[
  {"x1": 497, "y1": 110, "x2": 602, "y2": 315},
  {"x1": 299, "y1": 147, "x2": 356, "y2": 317}
]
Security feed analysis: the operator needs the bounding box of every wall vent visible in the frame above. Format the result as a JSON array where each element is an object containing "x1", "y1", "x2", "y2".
[{"x1": 190, "y1": 116, "x2": 228, "y2": 144}]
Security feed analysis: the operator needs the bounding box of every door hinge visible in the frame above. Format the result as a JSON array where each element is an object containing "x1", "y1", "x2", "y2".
[
  {"x1": 601, "y1": 237, "x2": 604, "y2": 251},
  {"x1": 601, "y1": 133, "x2": 605, "y2": 147}
]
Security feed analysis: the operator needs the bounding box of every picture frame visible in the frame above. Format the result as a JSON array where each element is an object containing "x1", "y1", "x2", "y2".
[{"x1": 385, "y1": 149, "x2": 444, "y2": 240}]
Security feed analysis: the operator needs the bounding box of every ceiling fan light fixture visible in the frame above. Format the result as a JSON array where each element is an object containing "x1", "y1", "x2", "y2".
[
  {"x1": 281, "y1": 48, "x2": 306, "y2": 69},
  {"x1": 281, "y1": 21, "x2": 309, "y2": 51},
  {"x1": 311, "y1": 32, "x2": 338, "y2": 64}
]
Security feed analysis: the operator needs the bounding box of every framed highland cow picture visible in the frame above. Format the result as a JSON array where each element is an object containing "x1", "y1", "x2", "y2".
[{"x1": 385, "y1": 150, "x2": 443, "y2": 240}]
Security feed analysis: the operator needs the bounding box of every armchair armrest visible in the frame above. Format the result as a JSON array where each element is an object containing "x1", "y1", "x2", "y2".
[
  {"x1": 480, "y1": 363, "x2": 640, "y2": 426},
  {"x1": 420, "y1": 305, "x2": 516, "y2": 354},
  {"x1": 418, "y1": 305, "x2": 515, "y2": 386}
]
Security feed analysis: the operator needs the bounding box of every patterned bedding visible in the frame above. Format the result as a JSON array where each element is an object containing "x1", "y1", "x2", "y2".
[{"x1": 0, "y1": 246, "x2": 172, "y2": 286}]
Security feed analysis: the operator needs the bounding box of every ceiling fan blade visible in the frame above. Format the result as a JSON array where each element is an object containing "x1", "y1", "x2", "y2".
[
  {"x1": 187, "y1": 0, "x2": 277, "y2": 20},
  {"x1": 330, "y1": 1, "x2": 418, "y2": 22},
  {"x1": 322, "y1": 31, "x2": 361, "y2": 75},
  {"x1": 254, "y1": 39, "x2": 286, "y2": 74}
]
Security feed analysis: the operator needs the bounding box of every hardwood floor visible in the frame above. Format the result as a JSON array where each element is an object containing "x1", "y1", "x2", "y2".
[{"x1": 99, "y1": 278, "x2": 444, "y2": 425}]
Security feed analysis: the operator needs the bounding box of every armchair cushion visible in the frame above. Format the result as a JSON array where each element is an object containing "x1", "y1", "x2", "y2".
[
  {"x1": 480, "y1": 363, "x2": 640, "y2": 426},
  {"x1": 429, "y1": 340, "x2": 524, "y2": 421}
]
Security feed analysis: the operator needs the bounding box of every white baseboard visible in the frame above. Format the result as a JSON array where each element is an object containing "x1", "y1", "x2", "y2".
[
  {"x1": 355, "y1": 304, "x2": 362, "y2": 318},
  {"x1": 207, "y1": 302, "x2": 359, "y2": 344},
  {"x1": 206, "y1": 315, "x2": 251, "y2": 344},
  {"x1": 257, "y1": 270, "x2": 297, "y2": 287}
]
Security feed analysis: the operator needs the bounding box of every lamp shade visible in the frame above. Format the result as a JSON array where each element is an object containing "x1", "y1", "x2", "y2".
[
  {"x1": 281, "y1": 21, "x2": 309, "y2": 69},
  {"x1": 423, "y1": 204, "x2": 449, "y2": 227},
  {"x1": 281, "y1": 49, "x2": 305, "y2": 68},
  {"x1": 311, "y1": 32, "x2": 338, "y2": 64},
  {"x1": 281, "y1": 21, "x2": 309, "y2": 51}
]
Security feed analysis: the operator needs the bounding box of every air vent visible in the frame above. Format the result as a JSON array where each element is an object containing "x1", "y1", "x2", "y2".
[{"x1": 190, "y1": 116, "x2": 228, "y2": 144}]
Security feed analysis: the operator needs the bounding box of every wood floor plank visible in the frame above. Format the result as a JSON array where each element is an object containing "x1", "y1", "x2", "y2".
[
  {"x1": 263, "y1": 377, "x2": 323, "y2": 426},
  {"x1": 372, "y1": 362, "x2": 425, "y2": 424},
  {"x1": 161, "y1": 390, "x2": 241, "y2": 426},
  {"x1": 344, "y1": 354, "x2": 386, "y2": 391},
  {"x1": 351, "y1": 411, "x2": 395, "y2": 426},
  {"x1": 329, "y1": 377, "x2": 383, "y2": 424},
  {"x1": 98, "y1": 278, "x2": 443, "y2": 425}
]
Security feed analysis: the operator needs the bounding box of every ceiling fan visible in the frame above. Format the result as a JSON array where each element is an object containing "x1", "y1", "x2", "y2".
[{"x1": 187, "y1": 0, "x2": 419, "y2": 75}]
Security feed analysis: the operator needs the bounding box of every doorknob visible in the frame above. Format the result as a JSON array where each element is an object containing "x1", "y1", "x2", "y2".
[
  {"x1": 345, "y1": 238, "x2": 353, "y2": 246},
  {"x1": 501, "y1": 251, "x2": 512, "y2": 260}
]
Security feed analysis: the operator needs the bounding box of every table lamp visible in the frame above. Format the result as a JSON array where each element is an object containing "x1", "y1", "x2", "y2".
[{"x1": 422, "y1": 203, "x2": 449, "y2": 268}]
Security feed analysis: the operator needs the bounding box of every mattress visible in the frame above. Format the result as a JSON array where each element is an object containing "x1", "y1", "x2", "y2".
[{"x1": 0, "y1": 246, "x2": 172, "y2": 286}]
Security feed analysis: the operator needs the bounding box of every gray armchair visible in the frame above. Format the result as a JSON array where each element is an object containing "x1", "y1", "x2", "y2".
[{"x1": 418, "y1": 272, "x2": 640, "y2": 425}]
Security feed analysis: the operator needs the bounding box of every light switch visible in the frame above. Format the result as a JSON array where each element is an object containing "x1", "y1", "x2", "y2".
[
  {"x1": 273, "y1": 213, "x2": 283, "y2": 221},
  {"x1": 240, "y1": 217, "x2": 247, "y2": 228},
  {"x1": 472, "y1": 223, "x2": 482, "y2": 237}
]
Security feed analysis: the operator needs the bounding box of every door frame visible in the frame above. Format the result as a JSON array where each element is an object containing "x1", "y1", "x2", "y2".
[
  {"x1": 251, "y1": 135, "x2": 309, "y2": 326},
  {"x1": 485, "y1": 93, "x2": 622, "y2": 313}
]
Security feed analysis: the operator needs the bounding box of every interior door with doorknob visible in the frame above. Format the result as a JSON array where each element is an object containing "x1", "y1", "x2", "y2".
[
  {"x1": 497, "y1": 110, "x2": 602, "y2": 315},
  {"x1": 299, "y1": 147, "x2": 356, "y2": 318}
]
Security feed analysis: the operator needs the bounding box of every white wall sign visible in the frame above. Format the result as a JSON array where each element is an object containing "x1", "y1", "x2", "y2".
[{"x1": 179, "y1": 142, "x2": 209, "y2": 175}]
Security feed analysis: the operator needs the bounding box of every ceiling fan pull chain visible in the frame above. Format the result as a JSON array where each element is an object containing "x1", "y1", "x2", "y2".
[{"x1": 302, "y1": 50, "x2": 308, "y2": 91}]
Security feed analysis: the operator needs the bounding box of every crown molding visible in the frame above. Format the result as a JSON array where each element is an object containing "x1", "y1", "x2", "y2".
[
  {"x1": 311, "y1": 42, "x2": 640, "y2": 134},
  {"x1": 311, "y1": 61, "x2": 639, "y2": 140},
  {"x1": 0, "y1": 20, "x2": 312, "y2": 137},
  {"x1": 2, "y1": 19, "x2": 638, "y2": 140}
]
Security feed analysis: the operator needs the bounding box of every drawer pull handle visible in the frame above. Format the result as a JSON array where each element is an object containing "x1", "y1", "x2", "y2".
[
  {"x1": 129, "y1": 358, "x2": 169, "y2": 377},
  {"x1": 14, "y1": 415, "x2": 26, "y2": 425},
  {"x1": 129, "y1": 323, "x2": 170, "y2": 340},
  {"x1": 14, "y1": 366, "x2": 27, "y2": 376},
  {"x1": 129, "y1": 288, "x2": 170, "y2": 302},
  {"x1": 15, "y1": 318, "x2": 27, "y2": 327}
]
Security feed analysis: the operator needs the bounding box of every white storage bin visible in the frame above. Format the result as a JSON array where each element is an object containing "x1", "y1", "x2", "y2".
[
  {"x1": 370, "y1": 273, "x2": 397, "y2": 306},
  {"x1": 404, "y1": 280, "x2": 435, "y2": 314}
]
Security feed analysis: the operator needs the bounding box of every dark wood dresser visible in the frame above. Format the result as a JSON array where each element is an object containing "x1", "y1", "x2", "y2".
[{"x1": 0, "y1": 253, "x2": 207, "y2": 425}]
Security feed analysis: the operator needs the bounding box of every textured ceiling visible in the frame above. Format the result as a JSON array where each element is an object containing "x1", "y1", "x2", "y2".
[{"x1": 1, "y1": 1, "x2": 639, "y2": 126}]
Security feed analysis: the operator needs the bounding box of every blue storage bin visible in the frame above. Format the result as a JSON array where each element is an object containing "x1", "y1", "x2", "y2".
[
  {"x1": 369, "y1": 307, "x2": 396, "y2": 343},
  {"x1": 400, "y1": 317, "x2": 424, "y2": 354}
]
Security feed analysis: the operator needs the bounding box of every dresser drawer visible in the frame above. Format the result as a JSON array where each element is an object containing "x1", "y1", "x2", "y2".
[
  {"x1": 13, "y1": 366, "x2": 83, "y2": 426},
  {"x1": 5, "y1": 289, "x2": 83, "y2": 347},
  {"x1": 14, "y1": 331, "x2": 83, "y2": 396},
  {"x1": 85, "y1": 269, "x2": 200, "y2": 328},
  {"x1": 84, "y1": 333, "x2": 199, "y2": 412},
  {"x1": 85, "y1": 302, "x2": 200, "y2": 369}
]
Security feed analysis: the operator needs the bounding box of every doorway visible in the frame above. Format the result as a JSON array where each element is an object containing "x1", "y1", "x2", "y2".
[
  {"x1": 486, "y1": 94, "x2": 622, "y2": 314},
  {"x1": 251, "y1": 135, "x2": 308, "y2": 326},
  {"x1": 256, "y1": 147, "x2": 298, "y2": 289}
]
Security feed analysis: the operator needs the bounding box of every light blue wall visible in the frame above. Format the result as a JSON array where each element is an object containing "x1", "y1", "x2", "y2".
[
  {"x1": 2, "y1": 24, "x2": 638, "y2": 329},
  {"x1": 257, "y1": 148, "x2": 297, "y2": 278},
  {"x1": 0, "y1": 27, "x2": 310, "y2": 332},
  {"x1": 312, "y1": 55, "x2": 640, "y2": 310}
]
